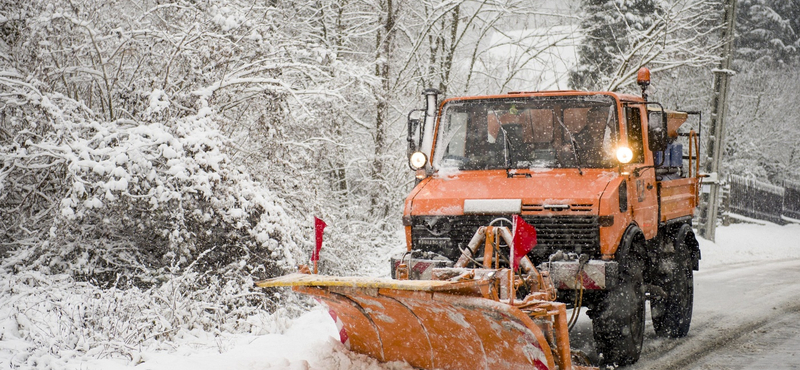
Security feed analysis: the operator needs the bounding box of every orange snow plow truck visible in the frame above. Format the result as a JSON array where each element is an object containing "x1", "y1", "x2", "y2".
[{"x1": 257, "y1": 68, "x2": 702, "y2": 369}]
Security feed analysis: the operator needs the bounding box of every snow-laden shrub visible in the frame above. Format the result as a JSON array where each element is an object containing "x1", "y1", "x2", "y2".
[
  {"x1": 0, "y1": 269, "x2": 310, "y2": 367},
  {"x1": 0, "y1": 74, "x2": 315, "y2": 365},
  {"x1": 0, "y1": 73, "x2": 305, "y2": 288}
]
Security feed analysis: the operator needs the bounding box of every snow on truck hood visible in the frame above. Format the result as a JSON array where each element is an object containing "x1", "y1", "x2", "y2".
[{"x1": 410, "y1": 168, "x2": 619, "y2": 216}]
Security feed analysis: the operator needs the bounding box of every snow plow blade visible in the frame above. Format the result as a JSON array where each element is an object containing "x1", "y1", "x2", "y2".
[
  {"x1": 257, "y1": 273, "x2": 591, "y2": 370},
  {"x1": 256, "y1": 226, "x2": 596, "y2": 370}
]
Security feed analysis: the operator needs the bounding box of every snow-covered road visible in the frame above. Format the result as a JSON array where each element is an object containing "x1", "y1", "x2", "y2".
[
  {"x1": 559, "y1": 258, "x2": 800, "y2": 369},
  {"x1": 684, "y1": 309, "x2": 800, "y2": 370},
  {"x1": 636, "y1": 259, "x2": 800, "y2": 369}
]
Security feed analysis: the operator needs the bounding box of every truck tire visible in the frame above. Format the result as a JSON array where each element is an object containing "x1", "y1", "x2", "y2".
[
  {"x1": 591, "y1": 227, "x2": 646, "y2": 366},
  {"x1": 651, "y1": 225, "x2": 694, "y2": 338}
]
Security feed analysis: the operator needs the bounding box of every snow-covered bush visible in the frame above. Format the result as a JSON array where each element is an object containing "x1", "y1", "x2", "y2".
[
  {"x1": 0, "y1": 72, "x2": 305, "y2": 288},
  {"x1": 0, "y1": 269, "x2": 310, "y2": 367},
  {"x1": 0, "y1": 66, "x2": 315, "y2": 367}
]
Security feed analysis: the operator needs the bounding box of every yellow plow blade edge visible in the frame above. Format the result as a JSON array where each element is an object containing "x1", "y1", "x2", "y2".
[{"x1": 257, "y1": 274, "x2": 555, "y2": 370}]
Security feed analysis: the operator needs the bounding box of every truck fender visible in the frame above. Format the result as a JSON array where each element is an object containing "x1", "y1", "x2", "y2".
[
  {"x1": 605, "y1": 224, "x2": 645, "y2": 289},
  {"x1": 618, "y1": 224, "x2": 645, "y2": 259},
  {"x1": 674, "y1": 224, "x2": 701, "y2": 271}
]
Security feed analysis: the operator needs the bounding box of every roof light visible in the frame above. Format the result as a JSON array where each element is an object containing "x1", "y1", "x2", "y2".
[{"x1": 637, "y1": 67, "x2": 651, "y2": 87}]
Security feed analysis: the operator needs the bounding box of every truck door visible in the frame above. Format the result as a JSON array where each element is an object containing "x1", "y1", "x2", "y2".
[{"x1": 625, "y1": 106, "x2": 659, "y2": 239}]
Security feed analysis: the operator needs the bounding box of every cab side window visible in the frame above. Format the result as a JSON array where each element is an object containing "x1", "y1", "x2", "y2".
[{"x1": 625, "y1": 106, "x2": 644, "y2": 163}]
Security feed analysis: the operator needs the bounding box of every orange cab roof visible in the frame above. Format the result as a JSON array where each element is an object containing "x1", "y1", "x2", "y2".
[{"x1": 440, "y1": 91, "x2": 644, "y2": 105}]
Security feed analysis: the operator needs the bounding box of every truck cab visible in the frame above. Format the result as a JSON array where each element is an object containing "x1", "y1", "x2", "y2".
[{"x1": 399, "y1": 70, "x2": 702, "y2": 366}]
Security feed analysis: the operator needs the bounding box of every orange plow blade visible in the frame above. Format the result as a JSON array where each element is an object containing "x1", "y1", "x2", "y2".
[{"x1": 257, "y1": 274, "x2": 555, "y2": 370}]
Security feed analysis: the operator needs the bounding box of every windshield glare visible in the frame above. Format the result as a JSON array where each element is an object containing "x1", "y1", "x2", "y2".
[{"x1": 433, "y1": 95, "x2": 619, "y2": 171}]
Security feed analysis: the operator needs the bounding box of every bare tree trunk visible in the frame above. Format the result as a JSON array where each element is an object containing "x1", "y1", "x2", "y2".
[
  {"x1": 439, "y1": 4, "x2": 460, "y2": 95},
  {"x1": 371, "y1": 0, "x2": 395, "y2": 217},
  {"x1": 334, "y1": 1, "x2": 349, "y2": 196}
]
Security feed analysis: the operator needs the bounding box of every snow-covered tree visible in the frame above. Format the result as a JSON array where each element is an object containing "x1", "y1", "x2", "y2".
[
  {"x1": 570, "y1": 0, "x2": 723, "y2": 92},
  {"x1": 722, "y1": 62, "x2": 800, "y2": 184},
  {"x1": 736, "y1": 0, "x2": 800, "y2": 64},
  {"x1": 571, "y1": 0, "x2": 662, "y2": 90}
]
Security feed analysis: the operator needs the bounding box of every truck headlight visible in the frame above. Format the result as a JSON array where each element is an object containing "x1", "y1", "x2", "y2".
[
  {"x1": 616, "y1": 147, "x2": 633, "y2": 164},
  {"x1": 409, "y1": 151, "x2": 428, "y2": 170}
]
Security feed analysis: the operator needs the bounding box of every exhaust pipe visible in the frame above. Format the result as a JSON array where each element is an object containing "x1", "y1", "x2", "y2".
[{"x1": 419, "y1": 89, "x2": 440, "y2": 166}]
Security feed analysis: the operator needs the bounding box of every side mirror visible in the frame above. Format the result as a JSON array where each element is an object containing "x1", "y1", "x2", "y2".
[
  {"x1": 407, "y1": 109, "x2": 424, "y2": 156},
  {"x1": 647, "y1": 107, "x2": 668, "y2": 153}
]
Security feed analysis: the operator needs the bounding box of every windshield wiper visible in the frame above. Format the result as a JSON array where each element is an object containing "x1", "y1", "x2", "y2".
[
  {"x1": 498, "y1": 125, "x2": 515, "y2": 176},
  {"x1": 553, "y1": 113, "x2": 584, "y2": 176},
  {"x1": 496, "y1": 125, "x2": 509, "y2": 168}
]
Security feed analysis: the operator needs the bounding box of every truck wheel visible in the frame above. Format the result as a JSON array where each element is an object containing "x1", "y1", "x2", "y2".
[
  {"x1": 591, "y1": 229, "x2": 646, "y2": 366},
  {"x1": 651, "y1": 228, "x2": 694, "y2": 338}
]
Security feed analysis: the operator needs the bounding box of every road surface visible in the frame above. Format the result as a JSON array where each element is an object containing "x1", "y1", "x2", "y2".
[{"x1": 567, "y1": 259, "x2": 800, "y2": 369}]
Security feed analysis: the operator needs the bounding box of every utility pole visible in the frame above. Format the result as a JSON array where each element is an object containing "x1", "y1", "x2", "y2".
[{"x1": 699, "y1": 0, "x2": 738, "y2": 241}]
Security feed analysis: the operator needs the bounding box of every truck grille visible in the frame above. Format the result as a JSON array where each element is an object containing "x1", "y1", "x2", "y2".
[{"x1": 411, "y1": 215, "x2": 600, "y2": 263}]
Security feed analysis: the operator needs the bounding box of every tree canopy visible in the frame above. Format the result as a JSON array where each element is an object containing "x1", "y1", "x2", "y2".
[{"x1": 736, "y1": 0, "x2": 800, "y2": 64}]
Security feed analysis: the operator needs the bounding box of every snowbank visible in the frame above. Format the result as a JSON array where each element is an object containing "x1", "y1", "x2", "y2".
[
  {"x1": 79, "y1": 307, "x2": 411, "y2": 370},
  {"x1": 698, "y1": 222, "x2": 800, "y2": 270}
]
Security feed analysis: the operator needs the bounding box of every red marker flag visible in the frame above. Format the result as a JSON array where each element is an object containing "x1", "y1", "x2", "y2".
[
  {"x1": 311, "y1": 217, "x2": 327, "y2": 262},
  {"x1": 511, "y1": 214, "x2": 537, "y2": 271}
]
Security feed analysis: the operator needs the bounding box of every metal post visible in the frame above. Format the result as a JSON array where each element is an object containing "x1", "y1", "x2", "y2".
[{"x1": 699, "y1": 0, "x2": 738, "y2": 241}]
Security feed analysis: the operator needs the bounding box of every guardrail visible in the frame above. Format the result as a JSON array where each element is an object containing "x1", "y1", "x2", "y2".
[
  {"x1": 784, "y1": 180, "x2": 800, "y2": 221},
  {"x1": 727, "y1": 175, "x2": 800, "y2": 225}
]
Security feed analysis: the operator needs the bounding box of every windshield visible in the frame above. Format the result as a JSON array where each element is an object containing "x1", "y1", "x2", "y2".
[{"x1": 432, "y1": 95, "x2": 619, "y2": 171}]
